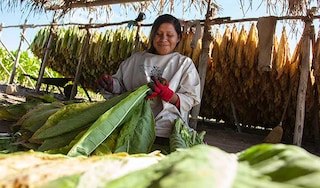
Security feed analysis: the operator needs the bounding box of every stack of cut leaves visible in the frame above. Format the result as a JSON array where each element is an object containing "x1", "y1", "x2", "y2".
[
  {"x1": 1, "y1": 144, "x2": 320, "y2": 188},
  {"x1": 1, "y1": 85, "x2": 205, "y2": 156},
  {"x1": 0, "y1": 94, "x2": 58, "y2": 122}
]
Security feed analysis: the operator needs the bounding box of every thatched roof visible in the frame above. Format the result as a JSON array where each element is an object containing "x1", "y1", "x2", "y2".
[
  {"x1": 1, "y1": 0, "x2": 319, "y2": 20},
  {"x1": 1, "y1": 0, "x2": 209, "y2": 20}
]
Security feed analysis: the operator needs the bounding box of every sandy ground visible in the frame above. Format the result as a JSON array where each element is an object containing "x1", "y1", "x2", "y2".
[{"x1": 0, "y1": 82, "x2": 319, "y2": 156}]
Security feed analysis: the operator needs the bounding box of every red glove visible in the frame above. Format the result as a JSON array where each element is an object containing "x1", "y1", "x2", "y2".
[
  {"x1": 96, "y1": 74, "x2": 113, "y2": 92},
  {"x1": 147, "y1": 76, "x2": 174, "y2": 102}
]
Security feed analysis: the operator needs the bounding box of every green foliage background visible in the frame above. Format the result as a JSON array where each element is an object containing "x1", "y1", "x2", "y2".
[
  {"x1": 0, "y1": 48, "x2": 61, "y2": 88},
  {"x1": 0, "y1": 47, "x2": 100, "y2": 99}
]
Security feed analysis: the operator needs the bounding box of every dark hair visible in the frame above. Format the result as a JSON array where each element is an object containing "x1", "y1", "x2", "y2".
[{"x1": 147, "y1": 14, "x2": 182, "y2": 53}]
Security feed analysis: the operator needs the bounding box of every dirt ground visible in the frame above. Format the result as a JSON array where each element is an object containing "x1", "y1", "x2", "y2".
[{"x1": 1, "y1": 82, "x2": 319, "y2": 156}]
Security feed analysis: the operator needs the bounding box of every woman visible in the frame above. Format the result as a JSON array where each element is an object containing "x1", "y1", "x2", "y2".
[{"x1": 96, "y1": 14, "x2": 201, "y2": 147}]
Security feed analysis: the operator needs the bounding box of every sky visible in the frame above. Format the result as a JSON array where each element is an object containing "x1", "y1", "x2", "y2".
[{"x1": 0, "y1": 1, "x2": 318, "y2": 52}]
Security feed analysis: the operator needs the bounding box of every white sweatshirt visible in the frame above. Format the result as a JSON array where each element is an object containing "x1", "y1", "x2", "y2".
[{"x1": 102, "y1": 51, "x2": 201, "y2": 138}]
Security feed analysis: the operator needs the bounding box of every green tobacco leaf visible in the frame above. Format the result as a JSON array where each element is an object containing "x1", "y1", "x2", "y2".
[
  {"x1": 19, "y1": 102, "x2": 64, "y2": 128},
  {"x1": 33, "y1": 92, "x2": 130, "y2": 139},
  {"x1": 0, "y1": 101, "x2": 42, "y2": 121},
  {"x1": 170, "y1": 118, "x2": 189, "y2": 152},
  {"x1": 114, "y1": 99, "x2": 155, "y2": 154},
  {"x1": 93, "y1": 126, "x2": 122, "y2": 155},
  {"x1": 41, "y1": 174, "x2": 81, "y2": 188},
  {"x1": 127, "y1": 99, "x2": 155, "y2": 154},
  {"x1": 38, "y1": 124, "x2": 91, "y2": 152},
  {"x1": 105, "y1": 145, "x2": 237, "y2": 188},
  {"x1": 67, "y1": 85, "x2": 151, "y2": 157},
  {"x1": 25, "y1": 108, "x2": 61, "y2": 133},
  {"x1": 0, "y1": 109, "x2": 18, "y2": 121},
  {"x1": 31, "y1": 102, "x2": 96, "y2": 140},
  {"x1": 45, "y1": 129, "x2": 88, "y2": 155},
  {"x1": 170, "y1": 118, "x2": 206, "y2": 153},
  {"x1": 237, "y1": 143, "x2": 320, "y2": 187}
]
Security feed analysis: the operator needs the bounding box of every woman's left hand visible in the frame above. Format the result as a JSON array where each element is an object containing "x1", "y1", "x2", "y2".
[{"x1": 96, "y1": 74, "x2": 113, "y2": 92}]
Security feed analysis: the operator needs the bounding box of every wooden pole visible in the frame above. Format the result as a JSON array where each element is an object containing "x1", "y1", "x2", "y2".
[
  {"x1": 293, "y1": 17, "x2": 312, "y2": 146},
  {"x1": 70, "y1": 18, "x2": 93, "y2": 100},
  {"x1": 309, "y1": 23, "x2": 320, "y2": 151},
  {"x1": 313, "y1": 83, "x2": 320, "y2": 151},
  {"x1": 35, "y1": 20, "x2": 57, "y2": 93},
  {"x1": 8, "y1": 19, "x2": 27, "y2": 84},
  {"x1": 231, "y1": 100, "x2": 242, "y2": 133},
  {"x1": 189, "y1": 0, "x2": 215, "y2": 129},
  {"x1": 21, "y1": 32, "x2": 32, "y2": 46},
  {"x1": 133, "y1": 21, "x2": 142, "y2": 54}
]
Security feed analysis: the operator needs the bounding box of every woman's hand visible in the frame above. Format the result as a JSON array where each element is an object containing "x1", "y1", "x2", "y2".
[
  {"x1": 147, "y1": 76, "x2": 180, "y2": 108},
  {"x1": 96, "y1": 74, "x2": 113, "y2": 92},
  {"x1": 147, "y1": 76, "x2": 174, "y2": 102}
]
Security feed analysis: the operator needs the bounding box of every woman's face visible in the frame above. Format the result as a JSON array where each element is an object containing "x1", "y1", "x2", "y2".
[{"x1": 152, "y1": 23, "x2": 180, "y2": 55}]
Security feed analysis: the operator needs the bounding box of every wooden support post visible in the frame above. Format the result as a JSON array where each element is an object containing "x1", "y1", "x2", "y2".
[
  {"x1": 21, "y1": 32, "x2": 32, "y2": 46},
  {"x1": 132, "y1": 20, "x2": 142, "y2": 54},
  {"x1": 35, "y1": 20, "x2": 57, "y2": 93},
  {"x1": 9, "y1": 19, "x2": 27, "y2": 84},
  {"x1": 70, "y1": 18, "x2": 93, "y2": 100},
  {"x1": 190, "y1": 0, "x2": 215, "y2": 129},
  {"x1": 293, "y1": 17, "x2": 312, "y2": 146},
  {"x1": 310, "y1": 23, "x2": 320, "y2": 151},
  {"x1": 313, "y1": 83, "x2": 320, "y2": 151},
  {"x1": 231, "y1": 100, "x2": 242, "y2": 133}
]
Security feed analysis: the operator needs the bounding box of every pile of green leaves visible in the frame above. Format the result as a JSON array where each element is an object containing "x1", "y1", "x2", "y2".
[
  {"x1": 170, "y1": 118, "x2": 206, "y2": 152},
  {"x1": 37, "y1": 143, "x2": 320, "y2": 188},
  {"x1": 1, "y1": 84, "x2": 206, "y2": 156},
  {"x1": 66, "y1": 85, "x2": 155, "y2": 157},
  {"x1": 4, "y1": 85, "x2": 155, "y2": 156}
]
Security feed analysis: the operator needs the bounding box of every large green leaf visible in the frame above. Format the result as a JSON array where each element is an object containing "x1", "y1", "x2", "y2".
[
  {"x1": 37, "y1": 124, "x2": 91, "y2": 152},
  {"x1": 92, "y1": 126, "x2": 122, "y2": 155},
  {"x1": 0, "y1": 101, "x2": 42, "y2": 121},
  {"x1": 127, "y1": 99, "x2": 155, "y2": 153},
  {"x1": 33, "y1": 92, "x2": 131, "y2": 139},
  {"x1": 237, "y1": 143, "x2": 320, "y2": 186},
  {"x1": 31, "y1": 102, "x2": 96, "y2": 140},
  {"x1": 114, "y1": 99, "x2": 155, "y2": 154},
  {"x1": 67, "y1": 85, "x2": 151, "y2": 157}
]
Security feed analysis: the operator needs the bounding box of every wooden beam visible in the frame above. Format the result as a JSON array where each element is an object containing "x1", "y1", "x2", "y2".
[
  {"x1": 47, "y1": 0, "x2": 155, "y2": 10},
  {"x1": 70, "y1": 18, "x2": 93, "y2": 100},
  {"x1": 189, "y1": 0, "x2": 214, "y2": 130},
  {"x1": 9, "y1": 20, "x2": 28, "y2": 84},
  {"x1": 35, "y1": 22, "x2": 57, "y2": 92}
]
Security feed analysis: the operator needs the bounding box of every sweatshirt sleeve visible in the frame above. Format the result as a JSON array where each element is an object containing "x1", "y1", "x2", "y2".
[{"x1": 176, "y1": 58, "x2": 201, "y2": 116}]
